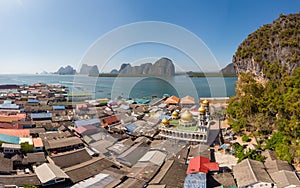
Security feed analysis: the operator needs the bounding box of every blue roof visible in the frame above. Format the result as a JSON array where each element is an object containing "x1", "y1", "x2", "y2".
[
  {"x1": 120, "y1": 104, "x2": 130, "y2": 110},
  {"x1": 31, "y1": 113, "x2": 53, "y2": 119},
  {"x1": 53, "y1": 106, "x2": 65, "y2": 110},
  {"x1": 135, "y1": 99, "x2": 150, "y2": 104},
  {"x1": 0, "y1": 102, "x2": 19, "y2": 109},
  {"x1": 159, "y1": 114, "x2": 171, "y2": 120},
  {"x1": 125, "y1": 123, "x2": 137, "y2": 134},
  {"x1": 3, "y1": 100, "x2": 13, "y2": 104},
  {"x1": 220, "y1": 144, "x2": 228, "y2": 150},
  {"x1": 184, "y1": 173, "x2": 206, "y2": 188},
  {"x1": 75, "y1": 118, "x2": 100, "y2": 127},
  {"x1": 0, "y1": 133, "x2": 20, "y2": 144},
  {"x1": 28, "y1": 99, "x2": 39, "y2": 103}
]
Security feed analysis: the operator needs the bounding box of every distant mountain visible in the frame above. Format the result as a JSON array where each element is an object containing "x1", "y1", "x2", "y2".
[
  {"x1": 117, "y1": 57, "x2": 175, "y2": 76},
  {"x1": 79, "y1": 64, "x2": 99, "y2": 76},
  {"x1": 220, "y1": 63, "x2": 236, "y2": 74},
  {"x1": 55, "y1": 65, "x2": 76, "y2": 75}
]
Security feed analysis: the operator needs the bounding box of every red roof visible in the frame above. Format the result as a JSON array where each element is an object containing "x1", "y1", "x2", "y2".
[
  {"x1": 0, "y1": 117, "x2": 19, "y2": 123},
  {"x1": 180, "y1": 95, "x2": 195, "y2": 104},
  {"x1": 0, "y1": 128, "x2": 30, "y2": 137},
  {"x1": 103, "y1": 115, "x2": 119, "y2": 125},
  {"x1": 0, "y1": 114, "x2": 26, "y2": 122},
  {"x1": 164, "y1": 96, "x2": 180, "y2": 104},
  {"x1": 0, "y1": 123, "x2": 23, "y2": 129},
  {"x1": 187, "y1": 156, "x2": 219, "y2": 174},
  {"x1": 74, "y1": 125, "x2": 98, "y2": 134},
  {"x1": 33, "y1": 138, "x2": 44, "y2": 147},
  {"x1": 76, "y1": 104, "x2": 88, "y2": 109}
]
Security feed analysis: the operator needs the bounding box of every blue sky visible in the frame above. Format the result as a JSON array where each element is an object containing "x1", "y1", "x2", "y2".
[{"x1": 0, "y1": 0, "x2": 299, "y2": 74}]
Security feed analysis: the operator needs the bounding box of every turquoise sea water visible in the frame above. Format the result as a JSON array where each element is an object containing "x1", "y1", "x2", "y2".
[{"x1": 0, "y1": 74, "x2": 237, "y2": 100}]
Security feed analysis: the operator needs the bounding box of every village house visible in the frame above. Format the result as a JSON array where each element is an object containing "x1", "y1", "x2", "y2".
[
  {"x1": 0, "y1": 153, "x2": 14, "y2": 174},
  {"x1": 116, "y1": 142, "x2": 149, "y2": 167},
  {"x1": 25, "y1": 152, "x2": 47, "y2": 166},
  {"x1": 233, "y1": 159, "x2": 274, "y2": 188},
  {"x1": 35, "y1": 163, "x2": 70, "y2": 186},
  {"x1": 1, "y1": 143, "x2": 21, "y2": 154},
  {"x1": 180, "y1": 95, "x2": 195, "y2": 109},
  {"x1": 32, "y1": 137, "x2": 44, "y2": 152},
  {"x1": 74, "y1": 118, "x2": 101, "y2": 128},
  {"x1": 44, "y1": 136, "x2": 84, "y2": 153}
]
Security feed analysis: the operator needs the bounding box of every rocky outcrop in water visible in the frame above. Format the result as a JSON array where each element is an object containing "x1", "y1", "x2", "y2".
[
  {"x1": 233, "y1": 12, "x2": 300, "y2": 83},
  {"x1": 110, "y1": 69, "x2": 119, "y2": 74},
  {"x1": 55, "y1": 65, "x2": 76, "y2": 75},
  {"x1": 220, "y1": 63, "x2": 236, "y2": 74},
  {"x1": 79, "y1": 64, "x2": 99, "y2": 76},
  {"x1": 118, "y1": 57, "x2": 175, "y2": 76}
]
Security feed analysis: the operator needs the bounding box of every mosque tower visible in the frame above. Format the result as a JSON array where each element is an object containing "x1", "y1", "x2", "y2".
[
  {"x1": 202, "y1": 99, "x2": 210, "y2": 119},
  {"x1": 198, "y1": 106, "x2": 207, "y2": 127}
]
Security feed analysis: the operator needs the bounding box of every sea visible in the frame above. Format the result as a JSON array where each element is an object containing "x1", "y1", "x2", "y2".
[{"x1": 0, "y1": 74, "x2": 237, "y2": 101}]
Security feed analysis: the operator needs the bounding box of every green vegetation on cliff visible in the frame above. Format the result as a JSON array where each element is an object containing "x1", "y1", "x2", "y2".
[
  {"x1": 228, "y1": 13, "x2": 300, "y2": 164},
  {"x1": 227, "y1": 66, "x2": 300, "y2": 164},
  {"x1": 233, "y1": 12, "x2": 300, "y2": 81}
]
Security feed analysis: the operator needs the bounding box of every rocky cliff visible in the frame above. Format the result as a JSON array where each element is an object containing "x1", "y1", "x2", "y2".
[
  {"x1": 79, "y1": 64, "x2": 99, "y2": 76},
  {"x1": 228, "y1": 12, "x2": 300, "y2": 164},
  {"x1": 55, "y1": 65, "x2": 76, "y2": 75},
  {"x1": 233, "y1": 12, "x2": 300, "y2": 83},
  {"x1": 118, "y1": 57, "x2": 175, "y2": 76}
]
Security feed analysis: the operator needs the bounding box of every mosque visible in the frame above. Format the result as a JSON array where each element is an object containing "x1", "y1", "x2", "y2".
[{"x1": 159, "y1": 99, "x2": 211, "y2": 144}]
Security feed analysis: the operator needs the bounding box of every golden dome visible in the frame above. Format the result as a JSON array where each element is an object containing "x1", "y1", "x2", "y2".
[
  {"x1": 198, "y1": 106, "x2": 206, "y2": 114},
  {"x1": 202, "y1": 99, "x2": 209, "y2": 106},
  {"x1": 172, "y1": 111, "x2": 179, "y2": 117},
  {"x1": 180, "y1": 110, "x2": 193, "y2": 121},
  {"x1": 161, "y1": 118, "x2": 169, "y2": 125}
]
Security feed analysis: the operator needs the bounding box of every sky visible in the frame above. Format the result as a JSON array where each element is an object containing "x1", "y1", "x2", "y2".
[{"x1": 0, "y1": 0, "x2": 299, "y2": 74}]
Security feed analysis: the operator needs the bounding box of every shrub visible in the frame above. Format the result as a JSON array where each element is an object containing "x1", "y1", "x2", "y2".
[{"x1": 242, "y1": 135, "x2": 250, "y2": 142}]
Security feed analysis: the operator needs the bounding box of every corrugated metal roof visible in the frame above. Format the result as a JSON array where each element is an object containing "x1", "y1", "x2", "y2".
[
  {"x1": 187, "y1": 156, "x2": 219, "y2": 174},
  {"x1": 33, "y1": 138, "x2": 44, "y2": 147},
  {"x1": 45, "y1": 137, "x2": 83, "y2": 150},
  {"x1": 0, "y1": 102, "x2": 19, "y2": 109},
  {"x1": 138, "y1": 150, "x2": 167, "y2": 166},
  {"x1": 31, "y1": 113, "x2": 52, "y2": 119},
  {"x1": 159, "y1": 114, "x2": 171, "y2": 120},
  {"x1": 35, "y1": 163, "x2": 69, "y2": 184},
  {"x1": 103, "y1": 116, "x2": 119, "y2": 125},
  {"x1": 75, "y1": 118, "x2": 100, "y2": 127},
  {"x1": 180, "y1": 95, "x2": 195, "y2": 104},
  {"x1": 74, "y1": 125, "x2": 99, "y2": 135},
  {"x1": 135, "y1": 99, "x2": 150, "y2": 104},
  {"x1": 0, "y1": 128, "x2": 30, "y2": 137},
  {"x1": 28, "y1": 99, "x2": 39, "y2": 103},
  {"x1": 233, "y1": 158, "x2": 273, "y2": 187},
  {"x1": 270, "y1": 171, "x2": 300, "y2": 188},
  {"x1": 184, "y1": 173, "x2": 206, "y2": 188},
  {"x1": 120, "y1": 104, "x2": 130, "y2": 110},
  {"x1": 1, "y1": 143, "x2": 21, "y2": 149},
  {"x1": 125, "y1": 123, "x2": 137, "y2": 133},
  {"x1": 53, "y1": 106, "x2": 65, "y2": 110},
  {"x1": 164, "y1": 96, "x2": 180, "y2": 104},
  {"x1": 72, "y1": 173, "x2": 115, "y2": 188},
  {"x1": 117, "y1": 142, "x2": 149, "y2": 167}
]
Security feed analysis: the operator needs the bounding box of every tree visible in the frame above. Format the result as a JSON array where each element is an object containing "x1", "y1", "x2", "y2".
[
  {"x1": 21, "y1": 142, "x2": 33, "y2": 153},
  {"x1": 242, "y1": 135, "x2": 250, "y2": 142}
]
